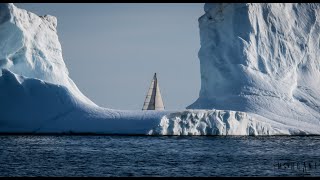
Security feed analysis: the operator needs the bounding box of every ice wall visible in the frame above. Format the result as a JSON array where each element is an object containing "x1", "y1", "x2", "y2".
[
  {"x1": 187, "y1": 3, "x2": 320, "y2": 132},
  {"x1": 0, "y1": 3, "x2": 172, "y2": 134},
  {"x1": 0, "y1": 3, "x2": 95, "y2": 106},
  {"x1": 1, "y1": 3, "x2": 320, "y2": 135}
]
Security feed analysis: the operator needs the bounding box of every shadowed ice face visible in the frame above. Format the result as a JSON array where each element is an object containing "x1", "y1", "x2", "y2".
[{"x1": 197, "y1": 3, "x2": 320, "y2": 101}]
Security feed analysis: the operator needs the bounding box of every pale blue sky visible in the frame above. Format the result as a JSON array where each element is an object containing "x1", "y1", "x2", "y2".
[{"x1": 16, "y1": 3, "x2": 204, "y2": 110}]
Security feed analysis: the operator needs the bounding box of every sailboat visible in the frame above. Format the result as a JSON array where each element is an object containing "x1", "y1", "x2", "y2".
[{"x1": 142, "y1": 73, "x2": 165, "y2": 110}]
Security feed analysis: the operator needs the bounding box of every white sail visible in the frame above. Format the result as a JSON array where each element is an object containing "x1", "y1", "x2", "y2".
[
  {"x1": 142, "y1": 73, "x2": 165, "y2": 110},
  {"x1": 154, "y1": 81, "x2": 164, "y2": 110}
]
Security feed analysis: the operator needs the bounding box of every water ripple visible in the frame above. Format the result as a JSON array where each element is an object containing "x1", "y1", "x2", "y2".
[{"x1": 0, "y1": 136, "x2": 319, "y2": 176}]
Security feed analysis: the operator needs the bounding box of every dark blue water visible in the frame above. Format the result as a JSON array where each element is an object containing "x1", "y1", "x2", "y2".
[{"x1": 0, "y1": 136, "x2": 320, "y2": 176}]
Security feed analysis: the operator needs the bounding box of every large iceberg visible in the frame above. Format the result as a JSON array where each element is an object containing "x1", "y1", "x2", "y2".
[
  {"x1": 185, "y1": 3, "x2": 320, "y2": 134},
  {"x1": 0, "y1": 3, "x2": 320, "y2": 135},
  {"x1": 0, "y1": 3, "x2": 168, "y2": 134},
  {"x1": 0, "y1": 3, "x2": 94, "y2": 106}
]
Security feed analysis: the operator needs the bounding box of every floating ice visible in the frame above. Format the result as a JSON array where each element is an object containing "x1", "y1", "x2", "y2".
[{"x1": 1, "y1": 3, "x2": 319, "y2": 135}]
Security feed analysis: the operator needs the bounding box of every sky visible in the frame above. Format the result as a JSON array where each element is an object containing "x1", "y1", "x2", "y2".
[{"x1": 16, "y1": 3, "x2": 204, "y2": 111}]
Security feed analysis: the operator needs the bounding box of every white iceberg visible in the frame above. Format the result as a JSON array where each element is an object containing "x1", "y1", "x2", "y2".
[
  {"x1": 0, "y1": 3, "x2": 168, "y2": 134},
  {"x1": 184, "y1": 3, "x2": 320, "y2": 135},
  {"x1": 0, "y1": 3, "x2": 320, "y2": 135}
]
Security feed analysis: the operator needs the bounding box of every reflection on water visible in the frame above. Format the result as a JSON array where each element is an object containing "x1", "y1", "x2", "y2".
[{"x1": 0, "y1": 135, "x2": 319, "y2": 176}]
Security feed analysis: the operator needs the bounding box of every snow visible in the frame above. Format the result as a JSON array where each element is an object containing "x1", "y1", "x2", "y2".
[
  {"x1": 0, "y1": 3, "x2": 94, "y2": 106},
  {"x1": 149, "y1": 109, "x2": 313, "y2": 135},
  {"x1": 0, "y1": 3, "x2": 170, "y2": 134},
  {"x1": 0, "y1": 69, "x2": 170, "y2": 134},
  {"x1": 0, "y1": 3, "x2": 320, "y2": 135},
  {"x1": 185, "y1": 3, "x2": 320, "y2": 135}
]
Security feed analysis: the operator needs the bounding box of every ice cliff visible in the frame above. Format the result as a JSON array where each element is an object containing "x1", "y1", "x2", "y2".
[
  {"x1": 0, "y1": 3, "x2": 320, "y2": 135},
  {"x1": 0, "y1": 3, "x2": 167, "y2": 134},
  {"x1": 0, "y1": 3, "x2": 94, "y2": 106},
  {"x1": 185, "y1": 3, "x2": 320, "y2": 134}
]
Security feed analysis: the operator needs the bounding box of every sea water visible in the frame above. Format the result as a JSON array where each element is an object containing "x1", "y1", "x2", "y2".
[{"x1": 0, "y1": 135, "x2": 319, "y2": 176}]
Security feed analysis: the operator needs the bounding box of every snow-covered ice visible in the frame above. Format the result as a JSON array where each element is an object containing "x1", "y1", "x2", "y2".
[
  {"x1": 0, "y1": 68, "x2": 169, "y2": 134},
  {"x1": 0, "y1": 3, "x2": 320, "y2": 135},
  {"x1": 0, "y1": 3, "x2": 94, "y2": 106},
  {"x1": 0, "y1": 3, "x2": 169, "y2": 134},
  {"x1": 149, "y1": 109, "x2": 313, "y2": 135},
  {"x1": 185, "y1": 3, "x2": 320, "y2": 135}
]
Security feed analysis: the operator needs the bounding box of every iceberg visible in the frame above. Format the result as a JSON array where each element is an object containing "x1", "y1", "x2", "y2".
[
  {"x1": 0, "y1": 3, "x2": 168, "y2": 134},
  {"x1": 0, "y1": 68, "x2": 168, "y2": 134},
  {"x1": 0, "y1": 3, "x2": 319, "y2": 135},
  {"x1": 185, "y1": 3, "x2": 320, "y2": 134},
  {"x1": 0, "y1": 3, "x2": 94, "y2": 106}
]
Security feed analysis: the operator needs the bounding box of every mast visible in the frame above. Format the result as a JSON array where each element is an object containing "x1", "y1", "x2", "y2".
[{"x1": 153, "y1": 73, "x2": 157, "y2": 108}]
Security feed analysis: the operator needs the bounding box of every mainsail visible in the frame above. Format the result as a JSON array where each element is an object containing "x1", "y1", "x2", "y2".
[{"x1": 142, "y1": 73, "x2": 165, "y2": 110}]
